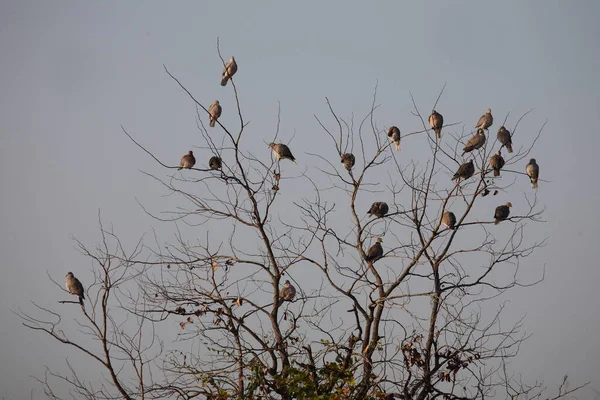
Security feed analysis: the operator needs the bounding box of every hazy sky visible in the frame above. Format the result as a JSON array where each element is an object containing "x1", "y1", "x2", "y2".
[{"x1": 1, "y1": 1, "x2": 599, "y2": 399}]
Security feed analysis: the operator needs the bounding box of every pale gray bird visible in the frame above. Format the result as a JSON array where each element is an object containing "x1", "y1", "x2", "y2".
[
  {"x1": 475, "y1": 108, "x2": 493, "y2": 130},
  {"x1": 279, "y1": 280, "x2": 296, "y2": 302},
  {"x1": 494, "y1": 202, "x2": 512, "y2": 225},
  {"x1": 179, "y1": 151, "x2": 196, "y2": 170},
  {"x1": 209, "y1": 156, "x2": 222, "y2": 170},
  {"x1": 365, "y1": 238, "x2": 383, "y2": 263},
  {"x1": 387, "y1": 126, "x2": 401, "y2": 151},
  {"x1": 220, "y1": 56, "x2": 238, "y2": 86},
  {"x1": 462, "y1": 129, "x2": 486, "y2": 155},
  {"x1": 497, "y1": 126, "x2": 513, "y2": 153},
  {"x1": 341, "y1": 153, "x2": 355, "y2": 170},
  {"x1": 268, "y1": 142, "x2": 296, "y2": 162},
  {"x1": 429, "y1": 110, "x2": 444, "y2": 140},
  {"x1": 367, "y1": 202, "x2": 389, "y2": 218},
  {"x1": 441, "y1": 211, "x2": 457, "y2": 230},
  {"x1": 489, "y1": 151, "x2": 505, "y2": 177},
  {"x1": 65, "y1": 272, "x2": 85, "y2": 304},
  {"x1": 452, "y1": 160, "x2": 475, "y2": 181},
  {"x1": 209, "y1": 100, "x2": 222, "y2": 127},
  {"x1": 526, "y1": 158, "x2": 539, "y2": 189}
]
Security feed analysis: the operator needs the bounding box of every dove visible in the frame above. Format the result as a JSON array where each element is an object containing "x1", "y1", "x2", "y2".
[
  {"x1": 279, "y1": 280, "x2": 296, "y2": 302},
  {"x1": 65, "y1": 272, "x2": 85, "y2": 304},
  {"x1": 462, "y1": 129, "x2": 486, "y2": 155},
  {"x1": 497, "y1": 126, "x2": 513, "y2": 153},
  {"x1": 179, "y1": 151, "x2": 196, "y2": 170},
  {"x1": 341, "y1": 153, "x2": 355, "y2": 170},
  {"x1": 441, "y1": 211, "x2": 457, "y2": 230},
  {"x1": 452, "y1": 160, "x2": 475, "y2": 181},
  {"x1": 494, "y1": 202, "x2": 512, "y2": 225},
  {"x1": 429, "y1": 110, "x2": 444, "y2": 140},
  {"x1": 365, "y1": 238, "x2": 383, "y2": 263},
  {"x1": 475, "y1": 108, "x2": 493, "y2": 130},
  {"x1": 526, "y1": 159, "x2": 539, "y2": 189},
  {"x1": 209, "y1": 100, "x2": 222, "y2": 128},
  {"x1": 387, "y1": 126, "x2": 401, "y2": 151},
  {"x1": 209, "y1": 156, "x2": 222, "y2": 170},
  {"x1": 220, "y1": 56, "x2": 238, "y2": 86},
  {"x1": 268, "y1": 143, "x2": 296, "y2": 162},
  {"x1": 489, "y1": 151, "x2": 505, "y2": 177},
  {"x1": 367, "y1": 202, "x2": 389, "y2": 218}
]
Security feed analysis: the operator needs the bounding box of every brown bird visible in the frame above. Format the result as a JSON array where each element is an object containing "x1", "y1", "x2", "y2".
[
  {"x1": 209, "y1": 100, "x2": 222, "y2": 127},
  {"x1": 279, "y1": 280, "x2": 296, "y2": 302},
  {"x1": 220, "y1": 56, "x2": 238, "y2": 86},
  {"x1": 489, "y1": 151, "x2": 505, "y2": 177},
  {"x1": 341, "y1": 153, "x2": 355, "y2": 170},
  {"x1": 179, "y1": 151, "x2": 196, "y2": 170},
  {"x1": 65, "y1": 272, "x2": 85, "y2": 304},
  {"x1": 367, "y1": 202, "x2": 389, "y2": 218},
  {"x1": 429, "y1": 110, "x2": 444, "y2": 140},
  {"x1": 209, "y1": 156, "x2": 222, "y2": 170},
  {"x1": 441, "y1": 211, "x2": 457, "y2": 230},
  {"x1": 269, "y1": 143, "x2": 296, "y2": 162},
  {"x1": 387, "y1": 126, "x2": 401, "y2": 151},
  {"x1": 494, "y1": 202, "x2": 512, "y2": 225},
  {"x1": 462, "y1": 129, "x2": 486, "y2": 155},
  {"x1": 497, "y1": 126, "x2": 513, "y2": 153},
  {"x1": 452, "y1": 160, "x2": 475, "y2": 181},
  {"x1": 475, "y1": 108, "x2": 493, "y2": 130},
  {"x1": 526, "y1": 159, "x2": 539, "y2": 189},
  {"x1": 364, "y1": 238, "x2": 383, "y2": 263}
]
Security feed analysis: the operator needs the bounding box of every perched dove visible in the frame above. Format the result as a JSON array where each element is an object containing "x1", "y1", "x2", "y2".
[
  {"x1": 279, "y1": 280, "x2": 296, "y2": 302},
  {"x1": 429, "y1": 110, "x2": 444, "y2": 140},
  {"x1": 268, "y1": 143, "x2": 296, "y2": 162},
  {"x1": 209, "y1": 100, "x2": 222, "y2": 128},
  {"x1": 452, "y1": 160, "x2": 475, "y2": 181},
  {"x1": 489, "y1": 151, "x2": 505, "y2": 177},
  {"x1": 209, "y1": 156, "x2": 222, "y2": 170},
  {"x1": 65, "y1": 272, "x2": 85, "y2": 304},
  {"x1": 387, "y1": 126, "x2": 401, "y2": 151},
  {"x1": 496, "y1": 126, "x2": 513, "y2": 153},
  {"x1": 341, "y1": 153, "x2": 355, "y2": 170},
  {"x1": 526, "y1": 159, "x2": 539, "y2": 189},
  {"x1": 441, "y1": 211, "x2": 457, "y2": 230},
  {"x1": 462, "y1": 129, "x2": 486, "y2": 155},
  {"x1": 179, "y1": 151, "x2": 196, "y2": 170},
  {"x1": 220, "y1": 56, "x2": 238, "y2": 86},
  {"x1": 367, "y1": 202, "x2": 389, "y2": 218},
  {"x1": 494, "y1": 202, "x2": 512, "y2": 225},
  {"x1": 475, "y1": 108, "x2": 493, "y2": 130},
  {"x1": 365, "y1": 237, "x2": 383, "y2": 263}
]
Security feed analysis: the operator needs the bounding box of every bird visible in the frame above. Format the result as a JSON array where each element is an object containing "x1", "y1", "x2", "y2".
[
  {"x1": 452, "y1": 160, "x2": 475, "y2": 181},
  {"x1": 475, "y1": 108, "x2": 493, "y2": 130},
  {"x1": 178, "y1": 151, "x2": 196, "y2": 170},
  {"x1": 209, "y1": 100, "x2": 222, "y2": 128},
  {"x1": 367, "y1": 202, "x2": 389, "y2": 218},
  {"x1": 209, "y1": 156, "x2": 222, "y2": 170},
  {"x1": 526, "y1": 159, "x2": 539, "y2": 189},
  {"x1": 279, "y1": 280, "x2": 296, "y2": 302},
  {"x1": 494, "y1": 202, "x2": 512, "y2": 225},
  {"x1": 365, "y1": 238, "x2": 383, "y2": 263},
  {"x1": 429, "y1": 110, "x2": 444, "y2": 140},
  {"x1": 387, "y1": 126, "x2": 401, "y2": 151},
  {"x1": 462, "y1": 129, "x2": 486, "y2": 155},
  {"x1": 268, "y1": 143, "x2": 296, "y2": 162},
  {"x1": 65, "y1": 272, "x2": 85, "y2": 304},
  {"x1": 497, "y1": 126, "x2": 513, "y2": 153},
  {"x1": 220, "y1": 56, "x2": 238, "y2": 86},
  {"x1": 489, "y1": 151, "x2": 505, "y2": 177},
  {"x1": 341, "y1": 153, "x2": 355, "y2": 170},
  {"x1": 441, "y1": 211, "x2": 457, "y2": 230}
]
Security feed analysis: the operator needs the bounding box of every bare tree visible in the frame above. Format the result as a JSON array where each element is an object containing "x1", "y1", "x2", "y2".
[{"x1": 19, "y1": 43, "x2": 588, "y2": 400}]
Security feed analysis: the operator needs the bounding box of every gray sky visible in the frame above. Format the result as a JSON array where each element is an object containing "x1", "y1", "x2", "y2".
[{"x1": 1, "y1": 1, "x2": 599, "y2": 399}]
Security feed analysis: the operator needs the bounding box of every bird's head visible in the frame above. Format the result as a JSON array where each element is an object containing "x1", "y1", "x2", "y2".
[
  {"x1": 529, "y1": 158, "x2": 536, "y2": 164},
  {"x1": 485, "y1": 108, "x2": 492, "y2": 114},
  {"x1": 268, "y1": 142, "x2": 275, "y2": 148},
  {"x1": 188, "y1": 151, "x2": 194, "y2": 155},
  {"x1": 66, "y1": 272, "x2": 74, "y2": 278},
  {"x1": 214, "y1": 100, "x2": 219, "y2": 105},
  {"x1": 499, "y1": 126, "x2": 506, "y2": 132},
  {"x1": 432, "y1": 110, "x2": 437, "y2": 114},
  {"x1": 230, "y1": 56, "x2": 235, "y2": 62},
  {"x1": 497, "y1": 150, "x2": 502, "y2": 156},
  {"x1": 468, "y1": 159, "x2": 474, "y2": 164},
  {"x1": 506, "y1": 202, "x2": 513, "y2": 208},
  {"x1": 376, "y1": 237, "x2": 383, "y2": 243},
  {"x1": 285, "y1": 280, "x2": 290, "y2": 285},
  {"x1": 477, "y1": 128, "x2": 485, "y2": 135}
]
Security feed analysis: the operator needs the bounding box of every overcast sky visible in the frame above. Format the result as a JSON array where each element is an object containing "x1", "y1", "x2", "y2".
[{"x1": 1, "y1": 1, "x2": 599, "y2": 399}]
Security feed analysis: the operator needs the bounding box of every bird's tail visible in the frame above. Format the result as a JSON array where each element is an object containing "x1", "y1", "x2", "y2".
[
  {"x1": 494, "y1": 169, "x2": 500, "y2": 177},
  {"x1": 395, "y1": 142, "x2": 400, "y2": 151},
  {"x1": 221, "y1": 75, "x2": 229, "y2": 86},
  {"x1": 506, "y1": 145, "x2": 513, "y2": 153},
  {"x1": 494, "y1": 219, "x2": 500, "y2": 225},
  {"x1": 435, "y1": 129, "x2": 441, "y2": 140},
  {"x1": 531, "y1": 180, "x2": 538, "y2": 189},
  {"x1": 178, "y1": 167, "x2": 183, "y2": 171},
  {"x1": 210, "y1": 119, "x2": 216, "y2": 128}
]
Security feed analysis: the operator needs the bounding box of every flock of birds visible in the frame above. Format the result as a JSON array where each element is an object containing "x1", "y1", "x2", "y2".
[{"x1": 64, "y1": 56, "x2": 541, "y2": 306}]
